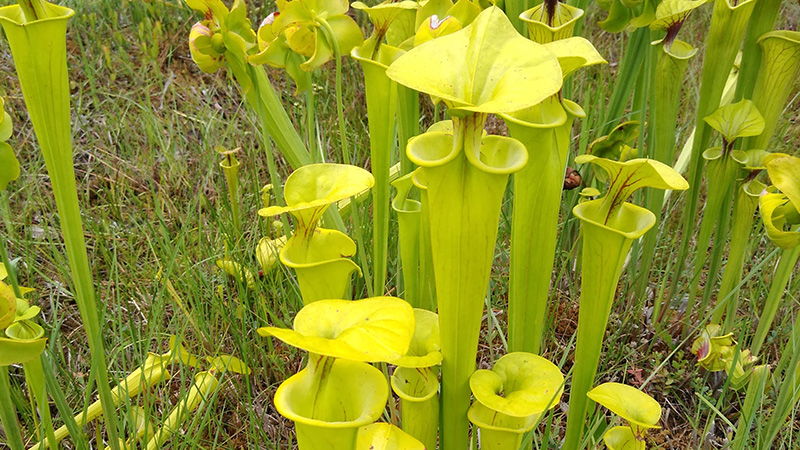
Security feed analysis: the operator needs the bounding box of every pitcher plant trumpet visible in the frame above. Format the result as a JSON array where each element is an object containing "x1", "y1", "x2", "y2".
[
  {"x1": 259, "y1": 297, "x2": 415, "y2": 450},
  {"x1": 0, "y1": 1, "x2": 125, "y2": 444},
  {"x1": 390, "y1": 308, "x2": 442, "y2": 449},
  {"x1": 386, "y1": 7, "x2": 563, "y2": 448},
  {"x1": 259, "y1": 164, "x2": 373, "y2": 304},
  {"x1": 468, "y1": 352, "x2": 564, "y2": 450},
  {"x1": 563, "y1": 155, "x2": 687, "y2": 450},
  {"x1": 587, "y1": 382, "x2": 662, "y2": 450}
]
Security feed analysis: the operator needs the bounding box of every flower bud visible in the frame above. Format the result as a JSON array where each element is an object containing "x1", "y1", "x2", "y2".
[{"x1": 189, "y1": 22, "x2": 224, "y2": 73}]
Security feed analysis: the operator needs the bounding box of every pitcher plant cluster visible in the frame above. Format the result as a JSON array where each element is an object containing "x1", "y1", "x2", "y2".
[{"x1": 1, "y1": 0, "x2": 800, "y2": 449}]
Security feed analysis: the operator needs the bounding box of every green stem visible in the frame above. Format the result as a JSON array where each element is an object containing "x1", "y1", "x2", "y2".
[
  {"x1": 760, "y1": 314, "x2": 800, "y2": 449},
  {"x1": 305, "y1": 76, "x2": 320, "y2": 163},
  {"x1": 715, "y1": 184, "x2": 758, "y2": 327},
  {"x1": 220, "y1": 156, "x2": 241, "y2": 237},
  {"x1": 750, "y1": 244, "x2": 800, "y2": 356},
  {"x1": 0, "y1": 8, "x2": 124, "y2": 447},
  {"x1": 396, "y1": 86, "x2": 419, "y2": 176},
  {"x1": 503, "y1": 97, "x2": 582, "y2": 355},
  {"x1": 225, "y1": 55, "x2": 311, "y2": 170},
  {"x1": 697, "y1": 188, "x2": 734, "y2": 320},
  {"x1": 317, "y1": 18, "x2": 350, "y2": 165},
  {"x1": 681, "y1": 154, "x2": 739, "y2": 339},
  {"x1": 670, "y1": 0, "x2": 758, "y2": 309},
  {"x1": 730, "y1": 365, "x2": 770, "y2": 450},
  {"x1": 504, "y1": 0, "x2": 530, "y2": 34},
  {"x1": 408, "y1": 113, "x2": 523, "y2": 450},
  {"x1": 25, "y1": 356, "x2": 59, "y2": 450},
  {"x1": 0, "y1": 366, "x2": 25, "y2": 450},
  {"x1": 18, "y1": 0, "x2": 47, "y2": 21},
  {"x1": 600, "y1": 28, "x2": 649, "y2": 135},
  {"x1": 349, "y1": 195, "x2": 374, "y2": 298},
  {"x1": 638, "y1": 39, "x2": 692, "y2": 302},
  {"x1": 245, "y1": 64, "x2": 343, "y2": 233},
  {"x1": 564, "y1": 200, "x2": 655, "y2": 450},
  {"x1": 733, "y1": 0, "x2": 782, "y2": 101},
  {"x1": 353, "y1": 49, "x2": 398, "y2": 297}
]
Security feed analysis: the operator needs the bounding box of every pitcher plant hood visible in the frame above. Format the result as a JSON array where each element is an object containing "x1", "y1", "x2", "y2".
[
  {"x1": 259, "y1": 163, "x2": 374, "y2": 233},
  {"x1": 386, "y1": 6, "x2": 562, "y2": 114},
  {"x1": 258, "y1": 297, "x2": 415, "y2": 362}
]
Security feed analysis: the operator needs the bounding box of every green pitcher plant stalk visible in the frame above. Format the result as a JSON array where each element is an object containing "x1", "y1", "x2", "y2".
[
  {"x1": 587, "y1": 382, "x2": 662, "y2": 450},
  {"x1": 501, "y1": 97, "x2": 585, "y2": 355},
  {"x1": 389, "y1": 308, "x2": 442, "y2": 449},
  {"x1": 496, "y1": 31, "x2": 604, "y2": 353},
  {"x1": 730, "y1": 364, "x2": 770, "y2": 450},
  {"x1": 733, "y1": 0, "x2": 780, "y2": 101},
  {"x1": 351, "y1": 31, "x2": 402, "y2": 297},
  {"x1": 186, "y1": 0, "x2": 347, "y2": 232},
  {"x1": 501, "y1": 34, "x2": 603, "y2": 355},
  {"x1": 218, "y1": 146, "x2": 242, "y2": 236},
  {"x1": 713, "y1": 152, "x2": 767, "y2": 328},
  {"x1": 259, "y1": 164, "x2": 373, "y2": 304},
  {"x1": 351, "y1": 0, "x2": 420, "y2": 176},
  {"x1": 386, "y1": 8, "x2": 563, "y2": 448},
  {"x1": 411, "y1": 169, "x2": 437, "y2": 310},
  {"x1": 563, "y1": 155, "x2": 688, "y2": 450},
  {"x1": 672, "y1": 0, "x2": 758, "y2": 307},
  {"x1": 0, "y1": 2, "x2": 125, "y2": 446},
  {"x1": 716, "y1": 178, "x2": 765, "y2": 327},
  {"x1": 258, "y1": 297, "x2": 415, "y2": 450},
  {"x1": 682, "y1": 100, "x2": 764, "y2": 336},
  {"x1": 750, "y1": 242, "x2": 800, "y2": 356},
  {"x1": 467, "y1": 352, "x2": 564, "y2": 450},
  {"x1": 638, "y1": 0, "x2": 701, "y2": 306},
  {"x1": 391, "y1": 173, "x2": 431, "y2": 310},
  {"x1": 741, "y1": 30, "x2": 800, "y2": 152}
]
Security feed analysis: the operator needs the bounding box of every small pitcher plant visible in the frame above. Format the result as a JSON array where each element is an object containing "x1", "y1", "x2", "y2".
[
  {"x1": 587, "y1": 382, "x2": 662, "y2": 450},
  {"x1": 259, "y1": 164, "x2": 373, "y2": 304}
]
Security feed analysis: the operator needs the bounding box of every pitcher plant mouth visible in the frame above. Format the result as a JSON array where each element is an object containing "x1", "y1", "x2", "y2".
[
  {"x1": 274, "y1": 357, "x2": 389, "y2": 429},
  {"x1": 520, "y1": 2, "x2": 585, "y2": 43},
  {"x1": 407, "y1": 130, "x2": 528, "y2": 175},
  {"x1": 279, "y1": 228, "x2": 358, "y2": 268},
  {"x1": 0, "y1": 3, "x2": 74, "y2": 26},
  {"x1": 573, "y1": 200, "x2": 656, "y2": 240}
]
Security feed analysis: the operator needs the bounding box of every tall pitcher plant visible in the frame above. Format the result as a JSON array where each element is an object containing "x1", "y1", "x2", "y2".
[
  {"x1": 259, "y1": 164, "x2": 373, "y2": 304},
  {"x1": 350, "y1": 1, "x2": 417, "y2": 296},
  {"x1": 386, "y1": 7, "x2": 564, "y2": 449},
  {"x1": 563, "y1": 156, "x2": 688, "y2": 450},
  {"x1": 0, "y1": 1, "x2": 123, "y2": 446},
  {"x1": 638, "y1": 0, "x2": 702, "y2": 305},
  {"x1": 673, "y1": 0, "x2": 758, "y2": 305},
  {"x1": 259, "y1": 297, "x2": 417, "y2": 449},
  {"x1": 502, "y1": 35, "x2": 604, "y2": 355}
]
